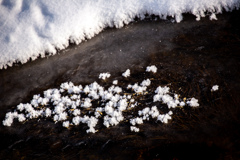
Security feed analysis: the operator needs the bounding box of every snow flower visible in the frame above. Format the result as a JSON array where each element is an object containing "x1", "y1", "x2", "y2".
[
  {"x1": 63, "y1": 121, "x2": 70, "y2": 128},
  {"x1": 211, "y1": 85, "x2": 219, "y2": 92},
  {"x1": 157, "y1": 113, "x2": 172, "y2": 123},
  {"x1": 45, "y1": 108, "x2": 52, "y2": 117},
  {"x1": 179, "y1": 101, "x2": 185, "y2": 107},
  {"x1": 99, "y1": 72, "x2": 111, "y2": 80},
  {"x1": 118, "y1": 99, "x2": 128, "y2": 111},
  {"x1": 141, "y1": 79, "x2": 151, "y2": 87},
  {"x1": 17, "y1": 103, "x2": 25, "y2": 112},
  {"x1": 73, "y1": 109, "x2": 81, "y2": 116},
  {"x1": 130, "y1": 117, "x2": 143, "y2": 125},
  {"x1": 113, "y1": 80, "x2": 118, "y2": 85},
  {"x1": 72, "y1": 116, "x2": 81, "y2": 125},
  {"x1": 113, "y1": 86, "x2": 122, "y2": 93},
  {"x1": 155, "y1": 86, "x2": 170, "y2": 95},
  {"x1": 122, "y1": 69, "x2": 130, "y2": 78},
  {"x1": 83, "y1": 85, "x2": 90, "y2": 93},
  {"x1": 2, "y1": 117, "x2": 13, "y2": 126},
  {"x1": 18, "y1": 114, "x2": 26, "y2": 122},
  {"x1": 86, "y1": 127, "x2": 97, "y2": 133},
  {"x1": 186, "y1": 98, "x2": 199, "y2": 107},
  {"x1": 146, "y1": 65, "x2": 157, "y2": 73},
  {"x1": 130, "y1": 126, "x2": 140, "y2": 132},
  {"x1": 81, "y1": 98, "x2": 92, "y2": 108},
  {"x1": 2, "y1": 112, "x2": 18, "y2": 126},
  {"x1": 149, "y1": 106, "x2": 160, "y2": 118}
]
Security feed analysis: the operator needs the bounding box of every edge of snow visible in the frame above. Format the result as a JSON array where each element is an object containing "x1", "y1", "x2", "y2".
[{"x1": 0, "y1": 0, "x2": 239, "y2": 69}]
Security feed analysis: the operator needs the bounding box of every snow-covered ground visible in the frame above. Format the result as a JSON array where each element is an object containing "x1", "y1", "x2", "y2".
[{"x1": 0, "y1": 0, "x2": 239, "y2": 69}]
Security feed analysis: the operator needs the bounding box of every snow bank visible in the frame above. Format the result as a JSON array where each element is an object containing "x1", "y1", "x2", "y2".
[{"x1": 0, "y1": 0, "x2": 239, "y2": 69}]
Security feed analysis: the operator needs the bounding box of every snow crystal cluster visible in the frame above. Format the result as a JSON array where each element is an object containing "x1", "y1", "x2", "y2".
[
  {"x1": 211, "y1": 85, "x2": 219, "y2": 92},
  {"x1": 153, "y1": 86, "x2": 199, "y2": 108},
  {"x1": 122, "y1": 69, "x2": 130, "y2": 78},
  {"x1": 1, "y1": 0, "x2": 239, "y2": 69},
  {"x1": 146, "y1": 65, "x2": 157, "y2": 73},
  {"x1": 99, "y1": 72, "x2": 111, "y2": 80},
  {"x1": 2, "y1": 65, "x2": 202, "y2": 133}
]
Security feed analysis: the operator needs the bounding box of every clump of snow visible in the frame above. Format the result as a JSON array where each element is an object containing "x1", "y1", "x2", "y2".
[
  {"x1": 211, "y1": 85, "x2": 219, "y2": 92},
  {"x1": 141, "y1": 79, "x2": 151, "y2": 87},
  {"x1": 130, "y1": 126, "x2": 140, "y2": 132},
  {"x1": 2, "y1": 64, "x2": 205, "y2": 134},
  {"x1": 186, "y1": 98, "x2": 199, "y2": 107},
  {"x1": 99, "y1": 73, "x2": 111, "y2": 80},
  {"x1": 45, "y1": 108, "x2": 52, "y2": 117},
  {"x1": 122, "y1": 69, "x2": 130, "y2": 78},
  {"x1": 113, "y1": 80, "x2": 118, "y2": 85},
  {"x1": 130, "y1": 117, "x2": 144, "y2": 126},
  {"x1": 81, "y1": 98, "x2": 92, "y2": 108},
  {"x1": 146, "y1": 65, "x2": 157, "y2": 73},
  {"x1": 73, "y1": 109, "x2": 81, "y2": 116},
  {"x1": 63, "y1": 121, "x2": 70, "y2": 128},
  {"x1": 0, "y1": 1, "x2": 240, "y2": 69},
  {"x1": 210, "y1": 13, "x2": 218, "y2": 20},
  {"x1": 157, "y1": 111, "x2": 173, "y2": 124}
]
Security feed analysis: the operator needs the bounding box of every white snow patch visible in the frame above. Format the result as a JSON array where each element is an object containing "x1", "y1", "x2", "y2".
[
  {"x1": 113, "y1": 80, "x2": 118, "y2": 85},
  {"x1": 186, "y1": 98, "x2": 199, "y2": 107},
  {"x1": 122, "y1": 69, "x2": 130, "y2": 78},
  {"x1": 130, "y1": 126, "x2": 140, "y2": 132},
  {"x1": 99, "y1": 73, "x2": 111, "y2": 80},
  {"x1": 63, "y1": 121, "x2": 70, "y2": 128},
  {"x1": 141, "y1": 79, "x2": 151, "y2": 87},
  {"x1": 211, "y1": 85, "x2": 219, "y2": 92},
  {"x1": 146, "y1": 65, "x2": 157, "y2": 73},
  {"x1": 2, "y1": 65, "x2": 204, "y2": 135},
  {"x1": 0, "y1": 1, "x2": 240, "y2": 69}
]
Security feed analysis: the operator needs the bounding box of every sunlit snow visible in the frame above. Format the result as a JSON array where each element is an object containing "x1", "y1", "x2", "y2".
[
  {"x1": 2, "y1": 65, "x2": 209, "y2": 134},
  {"x1": 0, "y1": 0, "x2": 239, "y2": 69}
]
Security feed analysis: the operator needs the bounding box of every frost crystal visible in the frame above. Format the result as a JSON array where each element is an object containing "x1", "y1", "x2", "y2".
[
  {"x1": 122, "y1": 69, "x2": 130, "y2": 78},
  {"x1": 2, "y1": 65, "x2": 205, "y2": 135},
  {"x1": 63, "y1": 121, "x2": 70, "y2": 128},
  {"x1": 187, "y1": 98, "x2": 199, "y2": 107},
  {"x1": 130, "y1": 126, "x2": 140, "y2": 132},
  {"x1": 146, "y1": 65, "x2": 157, "y2": 73},
  {"x1": 211, "y1": 85, "x2": 219, "y2": 92},
  {"x1": 99, "y1": 73, "x2": 111, "y2": 80}
]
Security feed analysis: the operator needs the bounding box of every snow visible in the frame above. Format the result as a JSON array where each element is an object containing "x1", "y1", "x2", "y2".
[
  {"x1": 122, "y1": 69, "x2": 130, "y2": 78},
  {"x1": 63, "y1": 121, "x2": 70, "y2": 128},
  {"x1": 130, "y1": 126, "x2": 140, "y2": 132},
  {"x1": 72, "y1": 116, "x2": 81, "y2": 125},
  {"x1": 1, "y1": 1, "x2": 239, "y2": 69},
  {"x1": 45, "y1": 108, "x2": 52, "y2": 117},
  {"x1": 157, "y1": 112, "x2": 172, "y2": 124},
  {"x1": 128, "y1": 83, "x2": 148, "y2": 94},
  {"x1": 130, "y1": 117, "x2": 144, "y2": 125},
  {"x1": 17, "y1": 103, "x2": 25, "y2": 112},
  {"x1": 99, "y1": 73, "x2": 111, "y2": 80},
  {"x1": 113, "y1": 80, "x2": 118, "y2": 85},
  {"x1": 72, "y1": 109, "x2": 81, "y2": 116},
  {"x1": 81, "y1": 98, "x2": 92, "y2": 108},
  {"x1": 186, "y1": 98, "x2": 199, "y2": 107},
  {"x1": 141, "y1": 79, "x2": 151, "y2": 87},
  {"x1": 18, "y1": 114, "x2": 26, "y2": 122},
  {"x1": 211, "y1": 85, "x2": 219, "y2": 91},
  {"x1": 146, "y1": 65, "x2": 158, "y2": 73},
  {"x1": 2, "y1": 63, "x2": 221, "y2": 134}
]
